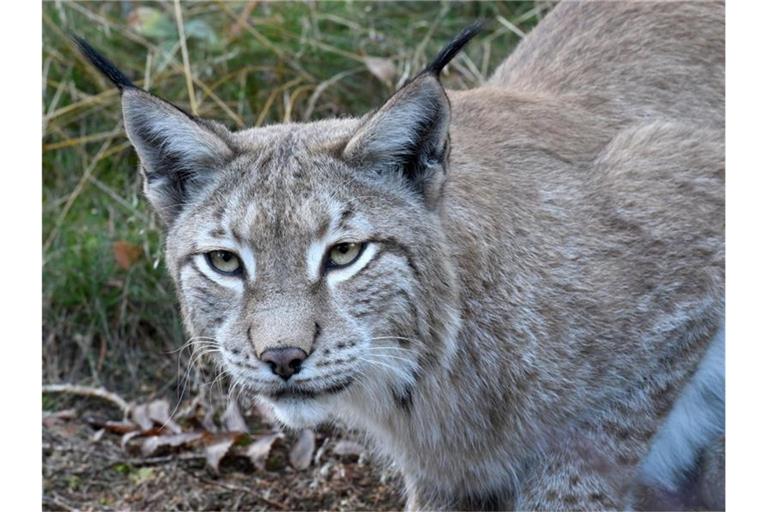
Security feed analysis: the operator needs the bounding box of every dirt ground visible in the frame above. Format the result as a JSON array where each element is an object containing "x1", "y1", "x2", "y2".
[{"x1": 42, "y1": 397, "x2": 404, "y2": 511}]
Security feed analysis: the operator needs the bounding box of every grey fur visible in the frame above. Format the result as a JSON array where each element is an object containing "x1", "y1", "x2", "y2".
[{"x1": 94, "y1": 2, "x2": 725, "y2": 509}]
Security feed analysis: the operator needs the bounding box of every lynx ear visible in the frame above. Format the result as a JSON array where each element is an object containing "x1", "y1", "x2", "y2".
[
  {"x1": 73, "y1": 36, "x2": 233, "y2": 223},
  {"x1": 342, "y1": 22, "x2": 483, "y2": 207},
  {"x1": 343, "y1": 74, "x2": 450, "y2": 204},
  {"x1": 121, "y1": 89, "x2": 233, "y2": 222}
]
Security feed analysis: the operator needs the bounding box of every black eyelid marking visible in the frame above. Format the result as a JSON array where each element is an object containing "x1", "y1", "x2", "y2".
[
  {"x1": 205, "y1": 250, "x2": 245, "y2": 277},
  {"x1": 189, "y1": 258, "x2": 227, "y2": 287},
  {"x1": 324, "y1": 241, "x2": 367, "y2": 272}
]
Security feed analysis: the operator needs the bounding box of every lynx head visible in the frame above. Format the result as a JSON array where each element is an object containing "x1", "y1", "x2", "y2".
[{"x1": 75, "y1": 24, "x2": 480, "y2": 428}]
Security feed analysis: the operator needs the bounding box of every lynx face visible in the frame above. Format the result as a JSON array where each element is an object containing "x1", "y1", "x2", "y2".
[
  {"x1": 72, "y1": 27, "x2": 472, "y2": 427},
  {"x1": 164, "y1": 120, "x2": 459, "y2": 427}
]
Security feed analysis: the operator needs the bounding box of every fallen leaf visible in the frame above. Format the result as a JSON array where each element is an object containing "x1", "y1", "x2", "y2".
[
  {"x1": 246, "y1": 432, "x2": 283, "y2": 470},
  {"x1": 91, "y1": 429, "x2": 105, "y2": 443},
  {"x1": 222, "y1": 401, "x2": 249, "y2": 433},
  {"x1": 147, "y1": 399, "x2": 182, "y2": 434},
  {"x1": 204, "y1": 433, "x2": 239, "y2": 473},
  {"x1": 103, "y1": 420, "x2": 139, "y2": 435},
  {"x1": 113, "y1": 240, "x2": 143, "y2": 270},
  {"x1": 289, "y1": 429, "x2": 315, "y2": 470},
  {"x1": 127, "y1": 7, "x2": 175, "y2": 40},
  {"x1": 228, "y1": 0, "x2": 260, "y2": 38},
  {"x1": 129, "y1": 467, "x2": 156, "y2": 485},
  {"x1": 141, "y1": 432, "x2": 203, "y2": 457},
  {"x1": 363, "y1": 57, "x2": 396, "y2": 86},
  {"x1": 121, "y1": 430, "x2": 143, "y2": 450},
  {"x1": 42, "y1": 409, "x2": 77, "y2": 428},
  {"x1": 333, "y1": 440, "x2": 364, "y2": 457},
  {"x1": 129, "y1": 403, "x2": 154, "y2": 431}
]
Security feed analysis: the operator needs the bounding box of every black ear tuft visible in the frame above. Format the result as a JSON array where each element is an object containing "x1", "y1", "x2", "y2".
[
  {"x1": 71, "y1": 35, "x2": 135, "y2": 91},
  {"x1": 425, "y1": 20, "x2": 486, "y2": 77}
]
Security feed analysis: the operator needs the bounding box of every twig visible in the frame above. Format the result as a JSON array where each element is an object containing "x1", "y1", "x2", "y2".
[
  {"x1": 42, "y1": 383, "x2": 131, "y2": 416},
  {"x1": 192, "y1": 76, "x2": 245, "y2": 128},
  {"x1": 173, "y1": 0, "x2": 198, "y2": 115},
  {"x1": 42, "y1": 493, "x2": 77, "y2": 512},
  {"x1": 215, "y1": 0, "x2": 315, "y2": 83},
  {"x1": 193, "y1": 474, "x2": 286, "y2": 510},
  {"x1": 228, "y1": 0, "x2": 260, "y2": 39},
  {"x1": 496, "y1": 14, "x2": 527, "y2": 39},
  {"x1": 100, "y1": 453, "x2": 207, "y2": 471},
  {"x1": 43, "y1": 128, "x2": 124, "y2": 152},
  {"x1": 86, "y1": 174, "x2": 151, "y2": 224}
]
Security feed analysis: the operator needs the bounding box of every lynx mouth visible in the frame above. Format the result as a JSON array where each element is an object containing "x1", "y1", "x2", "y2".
[{"x1": 266, "y1": 378, "x2": 354, "y2": 401}]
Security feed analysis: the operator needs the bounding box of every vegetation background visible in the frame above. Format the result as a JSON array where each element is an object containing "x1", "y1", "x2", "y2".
[{"x1": 42, "y1": 1, "x2": 547, "y2": 509}]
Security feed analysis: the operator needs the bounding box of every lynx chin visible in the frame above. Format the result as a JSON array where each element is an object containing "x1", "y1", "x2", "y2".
[{"x1": 77, "y1": 1, "x2": 724, "y2": 509}]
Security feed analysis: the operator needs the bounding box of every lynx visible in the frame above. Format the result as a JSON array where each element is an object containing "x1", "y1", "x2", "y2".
[{"x1": 76, "y1": 1, "x2": 724, "y2": 509}]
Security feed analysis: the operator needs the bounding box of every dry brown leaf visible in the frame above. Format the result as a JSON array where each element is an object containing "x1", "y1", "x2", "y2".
[
  {"x1": 147, "y1": 399, "x2": 182, "y2": 434},
  {"x1": 222, "y1": 401, "x2": 248, "y2": 433},
  {"x1": 140, "y1": 432, "x2": 203, "y2": 457},
  {"x1": 363, "y1": 57, "x2": 396, "y2": 86},
  {"x1": 113, "y1": 240, "x2": 143, "y2": 270},
  {"x1": 204, "y1": 433, "x2": 239, "y2": 473},
  {"x1": 130, "y1": 403, "x2": 154, "y2": 431},
  {"x1": 103, "y1": 419, "x2": 139, "y2": 435},
  {"x1": 121, "y1": 430, "x2": 143, "y2": 450},
  {"x1": 42, "y1": 409, "x2": 77, "y2": 428},
  {"x1": 333, "y1": 440, "x2": 364, "y2": 457},
  {"x1": 228, "y1": 0, "x2": 260, "y2": 38},
  {"x1": 246, "y1": 432, "x2": 283, "y2": 470},
  {"x1": 289, "y1": 428, "x2": 316, "y2": 470}
]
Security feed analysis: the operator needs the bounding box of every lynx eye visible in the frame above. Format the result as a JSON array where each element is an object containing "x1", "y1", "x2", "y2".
[
  {"x1": 205, "y1": 250, "x2": 242, "y2": 275},
  {"x1": 326, "y1": 242, "x2": 364, "y2": 269}
]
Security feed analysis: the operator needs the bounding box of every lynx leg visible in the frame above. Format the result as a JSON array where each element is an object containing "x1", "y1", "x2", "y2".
[
  {"x1": 698, "y1": 435, "x2": 725, "y2": 511},
  {"x1": 514, "y1": 435, "x2": 633, "y2": 511},
  {"x1": 631, "y1": 435, "x2": 725, "y2": 511},
  {"x1": 517, "y1": 329, "x2": 722, "y2": 510},
  {"x1": 404, "y1": 475, "x2": 513, "y2": 511}
]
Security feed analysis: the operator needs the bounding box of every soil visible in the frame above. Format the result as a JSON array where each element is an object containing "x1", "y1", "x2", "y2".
[{"x1": 42, "y1": 399, "x2": 404, "y2": 511}]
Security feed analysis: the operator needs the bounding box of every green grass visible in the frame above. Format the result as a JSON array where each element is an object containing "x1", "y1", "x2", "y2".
[{"x1": 42, "y1": 0, "x2": 546, "y2": 395}]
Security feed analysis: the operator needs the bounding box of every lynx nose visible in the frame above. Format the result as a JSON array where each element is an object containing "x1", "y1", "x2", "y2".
[{"x1": 260, "y1": 347, "x2": 307, "y2": 380}]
